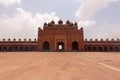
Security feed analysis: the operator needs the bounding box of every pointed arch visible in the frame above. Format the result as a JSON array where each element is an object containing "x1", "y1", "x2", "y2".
[
  {"x1": 115, "y1": 46, "x2": 119, "y2": 51},
  {"x1": 93, "y1": 46, "x2": 97, "y2": 51},
  {"x1": 98, "y1": 46, "x2": 102, "y2": 52},
  {"x1": 72, "y1": 41, "x2": 79, "y2": 51},
  {"x1": 88, "y1": 46, "x2": 92, "y2": 51},
  {"x1": 57, "y1": 41, "x2": 64, "y2": 51},
  {"x1": 110, "y1": 46, "x2": 114, "y2": 52},
  {"x1": 43, "y1": 41, "x2": 50, "y2": 51},
  {"x1": 104, "y1": 46, "x2": 108, "y2": 52}
]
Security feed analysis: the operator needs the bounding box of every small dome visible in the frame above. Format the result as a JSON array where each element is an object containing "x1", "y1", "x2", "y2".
[
  {"x1": 48, "y1": 23, "x2": 52, "y2": 26},
  {"x1": 19, "y1": 39, "x2": 21, "y2": 41},
  {"x1": 8, "y1": 38, "x2": 11, "y2": 41},
  {"x1": 66, "y1": 20, "x2": 70, "y2": 24},
  {"x1": 58, "y1": 20, "x2": 63, "y2": 24},
  {"x1": 117, "y1": 39, "x2": 119, "y2": 41},
  {"x1": 3, "y1": 39, "x2": 6, "y2": 41},
  {"x1": 34, "y1": 38, "x2": 37, "y2": 41},
  {"x1": 29, "y1": 38, "x2": 31, "y2": 41},
  {"x1": 111, "y1": 38, "x2": 114, "y2": 41},
  {"x1": 106, "y1": 39, "x2": 109, "y2": 41},
  {"x1": 90, "y1": 39, "x2": 93, "y2": 41},
  {"x1": 44, "y1": 22, "x2": 47, "y2": 26},
  {"x1": 24, "y1": 39, "x2": 27, "y2": 41},
  {"x1": 74, "y1": 22, "x2": 78, "y2": 26},
  {"x1": 51, "y1": 20, "x2": 55, "y2": 24},
  {"x1": 13, "y1": 39, "x2": 16, "y2": 41},
  {"x1": 100, "y1": 39, "x2": 103, "y2": 41},
  {"x1": 80, "y1": 27, "x2": 83, "y2": 30},
  {"x1": 85, "y1": 39, "x2": 87, "y2": 41},
  {"x1": 38, "y1": 27, "x2": 42, "y2": 31},
  {"x1": 95, "y1": 39, "x2": 98, "y2": 41}
]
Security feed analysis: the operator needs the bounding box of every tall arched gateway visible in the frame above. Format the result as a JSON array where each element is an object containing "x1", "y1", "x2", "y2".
[
  {"x1": 57, "y1": 41, "x2": 64, "y2": 51},
  {"x1": 37, "y1": 20, "x2": 84, "y2": 51}
]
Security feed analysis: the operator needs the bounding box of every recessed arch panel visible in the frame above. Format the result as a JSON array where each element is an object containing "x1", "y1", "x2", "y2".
[
  {"x1": 72, "y1": 41, "x2": 79, "y2": 51},
  {"x1": 43, "y1": 41, "x2": 50, "y2": 51}
]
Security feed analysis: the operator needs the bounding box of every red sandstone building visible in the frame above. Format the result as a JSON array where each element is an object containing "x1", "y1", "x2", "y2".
[{"x1": 0, "y1": 20, "x2": 120, "y2": 52}]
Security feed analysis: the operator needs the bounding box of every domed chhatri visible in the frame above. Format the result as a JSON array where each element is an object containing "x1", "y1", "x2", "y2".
[
  {"x1": 58, "y1": 20, "x2": 63, "y2": 24},
  {"x1": 43, "y1": 20, "x2": 79, "y2": 27},
  {"x1": 66, "y1": 20, "x2": 71, "y2": 24},
  {"x1": 44, "y1": 22, "x2": 47, "y2": 26},
  {"x1": 51, "y1": 20, "x2": 55, "y2": 24},
  {"x1": 74, "y1": 22, "x2": 78, "y2": 26}
]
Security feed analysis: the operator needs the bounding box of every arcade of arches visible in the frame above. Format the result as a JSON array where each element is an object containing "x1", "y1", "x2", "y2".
[
  {"x1": 85, "y1": 44, "x2": 120, "y2": 52},
  {"x1": 0, "y1": 44, "x2": 37, "y2": 52},
  {"x1": 0, "y1": 20, "x2": 120, "y2": 52}
]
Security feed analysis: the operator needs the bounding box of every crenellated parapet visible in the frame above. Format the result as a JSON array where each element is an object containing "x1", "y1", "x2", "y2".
[
  {"x1": 0, "y1": 38, "x2": 37, "y2": 42},
  {"x1": 84, "y1": 38, "x2": 120, "y2": 52},
  {"x1": 84, "y1": 38, "x2": 120, "y2": 42}
]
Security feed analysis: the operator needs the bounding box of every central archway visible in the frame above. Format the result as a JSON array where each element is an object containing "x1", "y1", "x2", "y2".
[
  {"x1": 57, "y1": 41, "x2": 64, "y2": 51},
  {"x1": 43, "y1": 41, "x2": 50, "y2": 51},
  {"x1": 72, "y1": 41, "x2": 79, "y2": 51}
]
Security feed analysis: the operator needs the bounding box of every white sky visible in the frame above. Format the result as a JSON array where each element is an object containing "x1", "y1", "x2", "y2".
[{"x1": 0, "y1": 0, "x2": 120, "y2": 40}]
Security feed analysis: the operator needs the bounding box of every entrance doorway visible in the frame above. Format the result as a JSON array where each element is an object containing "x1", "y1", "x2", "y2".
[
  {"x1": 72, "y1": 41, "x2": 79, "y2": 51},
  {"x1": 57, "y1": 41, "x2": 64, "y2": 51},
  {"x1": 43, "y1": 41, "x2": 50, "y2": 51}
]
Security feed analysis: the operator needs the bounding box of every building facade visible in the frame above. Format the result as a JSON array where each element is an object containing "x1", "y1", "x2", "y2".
[{"x1": 0, "y1": 20, "x2": 120, "y2": 52}]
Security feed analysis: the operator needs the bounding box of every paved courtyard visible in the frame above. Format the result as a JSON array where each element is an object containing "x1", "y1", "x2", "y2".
[{"x1": 0, "y1": 52, "x2": 120, "y2": 80}]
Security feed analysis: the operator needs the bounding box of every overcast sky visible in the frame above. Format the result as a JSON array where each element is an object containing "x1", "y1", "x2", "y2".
[{"x1": 0, "y1": 0, "x2": 120, "y2": 40}]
